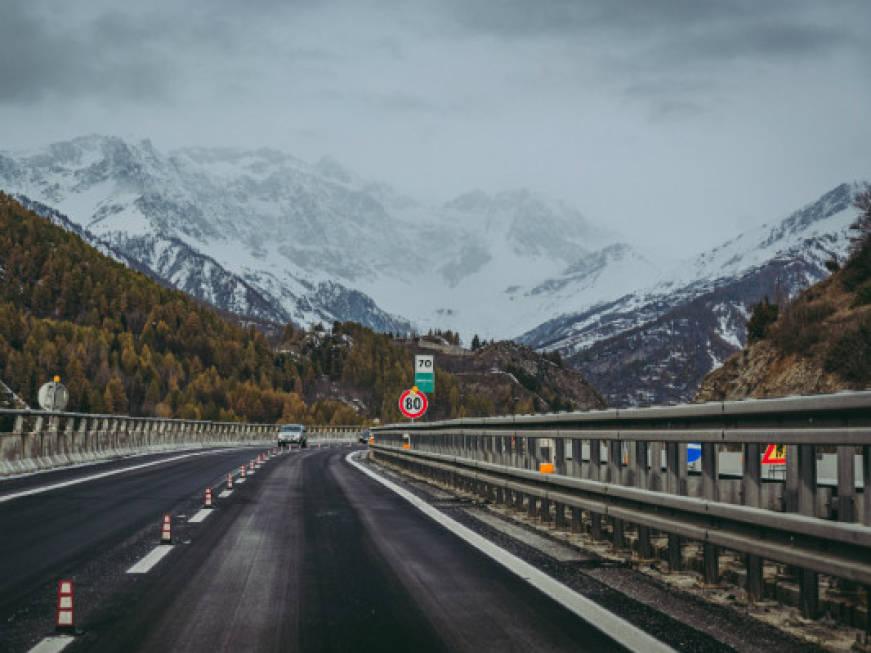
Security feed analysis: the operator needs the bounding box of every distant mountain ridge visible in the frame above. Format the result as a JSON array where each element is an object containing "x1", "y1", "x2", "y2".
[
  {"x1": 521, "y1": 182, "x2": 868, "y2": 405},
  {"x1": 0, "y1": 136, "x2": 865, "y2": 407},
  {"x1": 0, "y1": 135, "x2": 650, "y2": 340},
  {"x1": 696, "y1": 201, "x2": 871, "y2": 401}
]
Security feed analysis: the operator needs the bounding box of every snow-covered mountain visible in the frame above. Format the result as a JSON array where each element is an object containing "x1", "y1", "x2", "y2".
[
  {"x1": 520, "y1": 181, "x2": 867, "y2": 405},
  {"x1": 0, "y1": 135, "x2": 650, "y2": 337},
  {"x1": 1, "y1": 136, "x2": 863, "y2": 406}
]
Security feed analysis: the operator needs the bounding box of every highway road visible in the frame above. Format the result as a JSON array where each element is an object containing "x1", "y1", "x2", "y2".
[{"x1": 0, "y1": 445, "x2": 638, "y2": 652}]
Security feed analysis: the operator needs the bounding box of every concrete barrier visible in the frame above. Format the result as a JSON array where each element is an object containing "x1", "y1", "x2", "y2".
[{"x1": 0, "y1": 409, "x2": 277, "y2": 476}]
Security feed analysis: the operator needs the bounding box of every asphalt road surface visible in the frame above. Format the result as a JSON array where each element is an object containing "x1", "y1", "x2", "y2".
[{"x1": 1, "y1": 446, "x2": 629, "y2": 652}]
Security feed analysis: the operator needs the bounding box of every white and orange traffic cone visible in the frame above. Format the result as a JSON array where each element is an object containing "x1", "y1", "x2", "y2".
[
  {"x1": 240, "y1": 464, "x2": 246, "y2": 478},
  {"x1": 56, "y1": 580, "x2": 74, "y2": 632},
  {"x1": 249, "y1": 459, "x2": 255, "y2": 471},
  {"x1": 204, "y1": 488, "x2": 213, "y2": 508},
  {"x1": 227, "y1": 473, "x2": 233, "y2": 489},
  {"x1": 160, "y1": 513, "x2": 172, "y2": 544}
]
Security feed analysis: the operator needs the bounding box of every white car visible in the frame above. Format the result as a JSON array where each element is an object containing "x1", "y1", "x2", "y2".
[{"x1": 278, "y1": 423, "x2": 307, "y2": 448}]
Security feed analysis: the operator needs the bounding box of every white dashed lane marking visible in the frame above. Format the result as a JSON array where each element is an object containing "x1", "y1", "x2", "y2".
[
  {"x1": 188, "y1": 508, "x2": 213, "y2": 523},
  {"x1": 127, "y1": 545, "x2": 174, "y2": 574}
]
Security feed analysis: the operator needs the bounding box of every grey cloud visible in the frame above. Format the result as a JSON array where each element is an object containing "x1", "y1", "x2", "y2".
[
  {"x1": 445, "y1": 0, "x2": 864, "y2": 48},
  {"x1": 648, "y1": 99, "x2": 708, "y2": 122},
  {"x1": 0, "y1": 3, "x2": 174, "y2": 104},
  {"x1": 0, "y1": 0, "x2": 315, "y2": 106}
]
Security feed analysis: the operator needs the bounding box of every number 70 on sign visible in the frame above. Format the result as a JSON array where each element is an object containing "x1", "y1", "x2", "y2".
[{"x1": 414, "y1": 355, "x2": 434, "y2": 393}]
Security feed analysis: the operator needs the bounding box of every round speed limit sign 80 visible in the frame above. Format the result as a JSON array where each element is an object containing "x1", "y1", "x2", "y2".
[{"x1": 398, "y1": 388, "x2": 428, "y2": 419}]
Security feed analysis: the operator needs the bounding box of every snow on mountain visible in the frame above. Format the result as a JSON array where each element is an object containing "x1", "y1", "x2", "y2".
[
  {"x1": 1, "y1": 134, "x2": 862, "y2": 409},
  {"x1": 0, "y1": 135, "x2": 651, "y2": 340},
  {"x1": 524, "y1": 182, "x2": 862, "y2": 354},
  {"x1": 0, "y1": 136, "x2": 414, "y2": 332},
  {"x1": 520, "y1": 181, "x2": 868, "y2": 406}
]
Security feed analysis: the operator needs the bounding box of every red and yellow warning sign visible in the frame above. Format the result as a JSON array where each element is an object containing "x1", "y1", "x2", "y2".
[{"x1": 761, "y1": 443, "x2": 786, "y2": 465}]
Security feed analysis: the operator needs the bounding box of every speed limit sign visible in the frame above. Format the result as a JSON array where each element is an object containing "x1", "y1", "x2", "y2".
[{"x1": 398, "y1": 387, "x2": 428, "y2": 419}]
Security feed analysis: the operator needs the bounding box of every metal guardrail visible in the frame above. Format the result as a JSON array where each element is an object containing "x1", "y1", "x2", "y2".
[
  {"x1": 371, "y1": 391, "x2": 871, "y2": 622},
  {"x1": 0, "y1": 408, "x2": 277, "y2": 476}
]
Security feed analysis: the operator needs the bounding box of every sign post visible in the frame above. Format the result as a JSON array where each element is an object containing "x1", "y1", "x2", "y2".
[
  {"x1": 398, "y1": 386, "x2": 428, "y2": 420},
  {"x1": 414, "y1": 355, "x2": 434, "y2": 393}
]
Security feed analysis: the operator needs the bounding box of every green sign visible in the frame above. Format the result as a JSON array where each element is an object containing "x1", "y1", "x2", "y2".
[{"x1": 415, "y1": 355, "x2": 434, "y2": 393}]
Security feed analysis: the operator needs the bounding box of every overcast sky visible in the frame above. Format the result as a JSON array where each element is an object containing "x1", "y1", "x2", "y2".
[{"x1": 1, "y1": 0, "x2": 869, "y2": 257}]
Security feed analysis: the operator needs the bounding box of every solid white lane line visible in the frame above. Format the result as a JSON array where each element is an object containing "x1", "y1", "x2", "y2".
[
  {"x1": 188, "y1": 508, "x2": 213, "y2": 523},
  {"x1": 27, "y1": 635, "x2": 75, "y2": 653},
  {"x1": 346, "y1": 452, "x2": 675, "y2": 653},
  {"x1": 219, "y1": 489, "x2": 233, "y2": 498},
  {"x1": 235, "y1": 478, "x2": 246, "y2": 484},
  {"x1": 0, "y1": 450, "x2": 238, "y2": 504},
  {"x1": 127, "y1": 545, "x2": 174, "y2": 574}
]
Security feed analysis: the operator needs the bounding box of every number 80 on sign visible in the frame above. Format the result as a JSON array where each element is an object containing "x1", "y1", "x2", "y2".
[{"x1": 398, "y1": 388, "x2": 428, "y2": 419}]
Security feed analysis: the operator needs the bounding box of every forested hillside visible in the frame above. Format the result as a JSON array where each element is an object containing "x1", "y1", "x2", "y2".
[
  {"x1": 287, "y1": 326, "x2": 607, "y2": 422},
  {"x1": 0, "y1": 193, "x2": 605, "y2": 423},
  {"x1": 0, "y1": 192, "x2": 355, "y2": 424}
]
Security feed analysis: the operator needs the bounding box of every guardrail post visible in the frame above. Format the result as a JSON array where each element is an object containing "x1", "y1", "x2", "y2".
[
  {"x1": 864, "y1": 445, "x2": 871, "y2": 644},
  {"x1": 553, "y1": 436, "x2": 566, "y2": 526},
  {"x1": 666, "y1": 442, "x2": 687, "y2": 571},
  {"x1": 61, "y1": 417, "x2": 76, "y2": 464},
  {"x1": 649, "y1": 441, "x2": 663, "y2": 491},
  {"x1": 80, "y1": 418, "x2": 93, "y2": 460},
  {"x1": 635, "y1": 440, "x2": 652, "y2": 560},
  {"x1": 784, "y1": 444, "x2": 799, "y2": 512},
  {"x1": 701, "y1": 442, "x2": 719, "y2": 585},
  {"x1": 589, "y1": 439, "x2": 602, "y2": 539},
  {"x1": 833, "y1": 446, "x2": 861, "y2": 601},
  {"x1": 608, "y1": 440, "x2": 625, "y2": 548},
  {"x1": 570, "y1": 438, "x2": 583, "y2": 532},
  {"x1": 836, "y1": 446, "x2": 856, "y2": 523},
  {"x1": 526, "y1": 435, "x2": 538, "y2": 471},
  {"x1": 525, "y1": 435, "x2": 539, "y2": 516},
  {"x1": 742, "y1": 442, "x2": 764, "y2": 601},
  {"x1": 10, "y1": 415, "x2": 26, "y2": 473},
  {"x1": 31, "y1": 415, "x2": 45, "y2": 470},
  {"x1": 797, "y1": 444, "x2": 819, "y2": 619}
]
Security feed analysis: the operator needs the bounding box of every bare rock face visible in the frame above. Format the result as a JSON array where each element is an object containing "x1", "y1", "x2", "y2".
[{"x1": 695, "y1": 340, "x2": 848, "y2": 401}]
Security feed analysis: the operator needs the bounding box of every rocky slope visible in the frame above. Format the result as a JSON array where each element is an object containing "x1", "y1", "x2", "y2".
[
  {"x1": 523, "y1": 182, "x2": 868, "y2": 406},
  {"x1": 696, "y1": 231, "x2": 871, "y2": 401}
]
